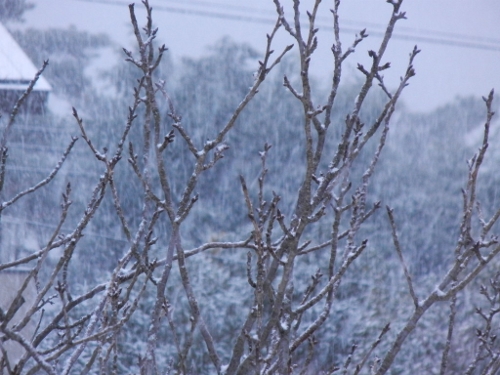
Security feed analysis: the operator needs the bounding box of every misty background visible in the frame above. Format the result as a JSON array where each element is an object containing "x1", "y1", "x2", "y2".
[
  {"x1": 1, "y1": 0, "x2": 500, "y2": 373},
  {"x1": 13, "y1": 0, "x2": 500, "y2": 113}
]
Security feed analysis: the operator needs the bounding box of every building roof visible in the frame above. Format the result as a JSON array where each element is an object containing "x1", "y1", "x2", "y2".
[{"x1": 0, "y1": 22, "x2": 51, "y2": 92}]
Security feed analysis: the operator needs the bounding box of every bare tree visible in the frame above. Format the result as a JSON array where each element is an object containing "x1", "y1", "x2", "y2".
[{"x1": 0, "y1": 0, "x2": 498, "y2": 374}]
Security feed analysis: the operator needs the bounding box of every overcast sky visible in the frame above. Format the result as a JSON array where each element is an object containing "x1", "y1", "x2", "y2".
[{"x1": 15, "y1": 0, "x2": 500, "y2": 112}]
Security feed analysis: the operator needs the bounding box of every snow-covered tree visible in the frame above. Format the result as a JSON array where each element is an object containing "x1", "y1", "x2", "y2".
[
  {"x1": 0, "y1": 1, "x2": 499, "y2": 374},
  {"x1": 0, "y1": 0, "x2": 33, "y2": 23}
]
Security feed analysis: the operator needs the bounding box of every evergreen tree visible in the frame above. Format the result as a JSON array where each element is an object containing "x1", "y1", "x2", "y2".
[{"x1": 0, "y1": 0, "x2": 33, "y2": 22}]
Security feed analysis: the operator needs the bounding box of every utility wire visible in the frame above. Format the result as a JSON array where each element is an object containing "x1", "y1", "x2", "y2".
[
  {"x1": 2, "y1": 215, "x2": 128, "y2": 242},
  {"x1": 166, "y1": 0, "x2": 500, "y2": 46},
  {"x1": 156, "y1": 0, "x2": 270, "y2": 15},
  {"x1": 73, "y1": 0, "x2": 500, "y2": 51}
]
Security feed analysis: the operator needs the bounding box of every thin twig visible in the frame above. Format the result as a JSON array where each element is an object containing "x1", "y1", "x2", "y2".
[{"x1": 386, "y1": 206, "x2": 418, "y2": 307}]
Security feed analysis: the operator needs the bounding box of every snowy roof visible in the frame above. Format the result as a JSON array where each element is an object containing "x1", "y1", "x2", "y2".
[{"x1": 0, "y1": 22, "x2": 51, "y2": 92}]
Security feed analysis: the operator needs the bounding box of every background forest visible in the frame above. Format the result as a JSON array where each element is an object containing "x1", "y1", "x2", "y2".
[{"x1": 1, "y1": 0, "x2": 500, "y2": 374}]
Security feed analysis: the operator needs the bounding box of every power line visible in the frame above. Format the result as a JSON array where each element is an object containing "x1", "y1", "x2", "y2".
[
  {"x1": 73, "y1": 0, "x2": 500, "y2": 52},
  {"x1": 160, "y1": 0, "x2": 270, "y2": 15},
  {"x1": 2, "y1": 215, "x2": 128, "y2": 243},
  {"x1": 5, "y1": 165, "x2": 97, "y2": 177},
  {"x1": 166, "y1": 0, "x2": 500, "y2": 46}
]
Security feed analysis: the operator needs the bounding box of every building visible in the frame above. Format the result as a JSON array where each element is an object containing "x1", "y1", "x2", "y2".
[
  {"x1": 0, "y1": 22, "x2": 51, "y2": 114},
  {"x1": 0, "y1": 268, "x2": 37, "y2": 368},
  {"x1": 0, "y1": 22, "x2": 47, "y2": 369}
]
